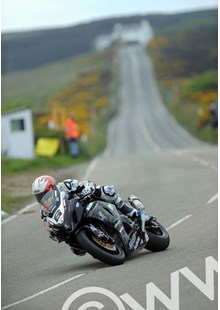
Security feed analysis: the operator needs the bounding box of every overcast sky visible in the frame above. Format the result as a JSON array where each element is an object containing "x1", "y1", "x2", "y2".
[{"x1": 1, "y1": 0, "x2": 218, "y2": 33}]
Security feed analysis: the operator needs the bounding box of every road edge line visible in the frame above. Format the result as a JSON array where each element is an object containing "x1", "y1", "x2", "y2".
[{"x1": 2, "y1": 273, "x2": 85, "y2": 309}]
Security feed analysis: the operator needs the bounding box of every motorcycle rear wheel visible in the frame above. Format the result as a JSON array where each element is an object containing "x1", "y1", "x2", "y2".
[
  {"x1": 145, "y1": 220, "x2": 170, "y2": 252},
  {"x1": 77, "y1": 229, "x2": 125, "y2": 266}
]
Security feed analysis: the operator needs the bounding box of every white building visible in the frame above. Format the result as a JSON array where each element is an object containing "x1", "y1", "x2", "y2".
[
  {"x1": 2, "y1": 108, "x2": 35, "y2": 159},
  {"x1": 95, "y1": 20, "x2": 154, "y2": 51}
]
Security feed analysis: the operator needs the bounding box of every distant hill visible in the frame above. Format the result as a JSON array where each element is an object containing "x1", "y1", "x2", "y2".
[{"x1": 2, "y1": 8, "x2": 217, "y2": 74}]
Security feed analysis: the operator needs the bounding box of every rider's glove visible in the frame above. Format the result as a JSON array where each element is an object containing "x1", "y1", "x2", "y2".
[
  {"x1": 71, "y1": 180, "x2": 79, "y2": 191},
  {"x1": 49, "y1": 232, "x2": 60, "y2": 242},
  {"x1": 57, "y1": 179, "x2": 79, "y2": 193},
  {"x1": 76, "y1": 181, "x2": 96, "y2": 203},
  {"x1": 40, "y1": 209, "x2": 47, "y2": 221}
]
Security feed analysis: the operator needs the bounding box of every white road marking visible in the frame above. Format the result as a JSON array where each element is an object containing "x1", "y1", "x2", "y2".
[
  {"x1": 1, "y1": 210, "x2": 9, "y2": 218},
  {"x1": 174, "y1": 151, "x2": 218, "y2": 172},
  {"x1": 166, "y1": 214, "x2": 192, "y2": 231},
  {"x1": 1, "y1": 202, "x2": 38, "y2": 224},
  {"x1": 207, "y1": 193, "x2": 218, "y2": 205},
  {"x1": 189, "y1": 155, "x2": 218, "y2": 172},
  {"x1": 103, "y1": 117, "x2": 117, "y2": 158},
  {"x1": 82, "y1": 156, "x2": 100, "y2": 180},
  {"x1": 1, "y1": 274, "x2": 85, "y2": 309}
]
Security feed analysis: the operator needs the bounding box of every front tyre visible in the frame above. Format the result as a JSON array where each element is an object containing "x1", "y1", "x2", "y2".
[
  {"x1": 77, "y1": 229, "x2": 125, "y2": 266},
  {"x1": 145, "y1": 220, "x2": 170, "y2": 252}
]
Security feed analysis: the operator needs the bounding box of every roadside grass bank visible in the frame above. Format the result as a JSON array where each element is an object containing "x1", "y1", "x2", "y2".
[
  {"x1": 1, "y1": 194, "x2": 34, "y2": 215},
  {"x1": 157, "y1": 81, "x2": 218, "y2": 144},
  {"x1": 147, "y1": 20, "x2": 217, "y2": 145}
]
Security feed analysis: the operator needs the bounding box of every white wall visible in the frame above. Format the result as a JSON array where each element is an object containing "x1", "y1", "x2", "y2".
[{"x1": 2, "y1": 108, "x2": 35, "y2": 159}]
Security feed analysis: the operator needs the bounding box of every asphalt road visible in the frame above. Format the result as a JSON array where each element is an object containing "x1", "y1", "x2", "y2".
[{"x1": 2, "y1": 45, "x2": 218, "y2": 310}]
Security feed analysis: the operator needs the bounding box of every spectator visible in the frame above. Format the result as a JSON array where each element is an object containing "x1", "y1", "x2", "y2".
[
  {"x1": 210, "y1": 100, "x2": 218, "y2": 128},
  {"x1": 65, "y1": 113, "x2": 80, "y2": 157}
]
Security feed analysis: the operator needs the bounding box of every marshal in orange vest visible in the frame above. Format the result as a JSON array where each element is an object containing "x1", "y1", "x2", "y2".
[{"x1": 65, "y1": 114, "x2": 80, "y2": 140}]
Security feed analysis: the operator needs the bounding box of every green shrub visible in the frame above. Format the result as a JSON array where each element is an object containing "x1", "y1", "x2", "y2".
[{"x1": 184, "y1": 70, "x2": 218, "y2": 96}]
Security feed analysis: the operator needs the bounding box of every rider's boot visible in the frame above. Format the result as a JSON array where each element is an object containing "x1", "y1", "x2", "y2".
[
  {"x1": 117, "y1": 201, "x2": 139, "y2": 220},
  {"x1": 118, "y1": 200, "x2": 149, "y2": 243}
]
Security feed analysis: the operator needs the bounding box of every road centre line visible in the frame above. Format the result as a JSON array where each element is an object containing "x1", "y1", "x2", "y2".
[
  {"x1": 1, "y1": 274, "x2": 85, "y2": 310},
  {"x1": 165, "y1": 192, "x2": 218, "y2": 231},
  {"x1": 207, "y1": 193, "x2": 218, "y2": 205},
  {"x1": 174, "y1": 151, "x2": 218, "y2": 173},
  {"x1": 189, "y1": 155, "x2": 217, "y2": 172},
  {"x1": 166, "y1": 214, "x2": 192, "y2": 231}
]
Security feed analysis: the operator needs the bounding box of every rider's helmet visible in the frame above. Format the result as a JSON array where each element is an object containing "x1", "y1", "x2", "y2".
[{"x1": 32, "y1": 176, "x2": 57, "y2": 213}]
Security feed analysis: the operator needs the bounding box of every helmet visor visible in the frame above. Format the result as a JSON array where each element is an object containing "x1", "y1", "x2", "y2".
[{"x1": 40, "y1": 189, "x2": 59, "y2": 214}]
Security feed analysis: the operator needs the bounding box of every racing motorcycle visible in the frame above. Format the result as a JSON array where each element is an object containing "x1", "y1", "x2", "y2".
[{"x1": 45, "y1": 190, "x2": 170, "y2": 266}]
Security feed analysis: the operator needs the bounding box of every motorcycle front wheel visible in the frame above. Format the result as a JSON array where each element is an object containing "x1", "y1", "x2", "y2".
[
  {"x1": 145, "y1": 220, "x2": 170, "y2": 252},
  {"x1": 77, "y1": 229, "x2": 125, "y2": 266}
]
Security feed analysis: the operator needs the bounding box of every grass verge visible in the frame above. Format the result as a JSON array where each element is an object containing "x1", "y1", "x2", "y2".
[
  {"x1": 157, "y1": 81, "x2": 218, "y2": 144},
  {"x1": 1, "y1": 195, "x2": 34, "y2": 215}
]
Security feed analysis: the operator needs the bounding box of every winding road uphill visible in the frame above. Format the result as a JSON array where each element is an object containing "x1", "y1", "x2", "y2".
[{"x1": 2, "y1": 45, "x2": 217, "y2": 310}]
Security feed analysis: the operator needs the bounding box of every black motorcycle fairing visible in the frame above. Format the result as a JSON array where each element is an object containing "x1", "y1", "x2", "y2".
[
  {"x1": 85, "y1": 201, "x2": 121, "y2": 226},
  {"x1": 127, "y1": 230, "x2": 146, "y2": 256},
  {"x1": 83, "y1": 201, "x2": 130, "y2": 251},
  {"x1": 64, "y1": 199, "x2": 147, "y2": 256},
  {"x1": 120, "y1": 215, "x2": 134, "y2": 234},
  {"x1": 83, "y1": 200, "x2": 147, "y2": 256},
  {"x1": 70, "y1": 199, "x2": 85, "y2": 226},
  {"x1": 53, "y1": 198, "x2": 84, "y2": 237}
]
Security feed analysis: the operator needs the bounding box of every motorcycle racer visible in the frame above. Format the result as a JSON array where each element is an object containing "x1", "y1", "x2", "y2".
[{"x1": 32, "y1": 175, "x2": 140, "y2": 254}]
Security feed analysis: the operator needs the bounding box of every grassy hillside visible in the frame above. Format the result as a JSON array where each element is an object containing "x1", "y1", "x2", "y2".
[
  {"x1": 2, "y1": 57, "x2": 77, "y2": 112},
  {"x1": 147, "y1": 9, "x2": 217, "y2": 35},
  {"x1": 2, "y1": 9, "x2": 217, "y2": 112},
  {"x1": 2, "y1": 50, "x2": 112, "y2": 113},
  {"x1": 2, "y1": 9, "x2": 217, "y2": 74},
  {"x1": 148, "y1": 27, "x2": 217, "y2": 78},
  {"x1": 3, "y1": 46, "x2": 119, "y2": 164},
  {"x1": 148, "y1": 20, "x2": 218, "y2": 143}
]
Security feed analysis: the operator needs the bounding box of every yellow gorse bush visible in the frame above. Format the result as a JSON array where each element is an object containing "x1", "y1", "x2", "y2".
[
  {"x1": 49, "y1": 67, "x2": 112, "y2": 136},
  {"x1": 34, "y1": 49, "x2": 114, "y2": 136}
]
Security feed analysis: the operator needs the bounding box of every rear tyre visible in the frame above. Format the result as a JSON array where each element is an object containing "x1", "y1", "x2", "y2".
[
  {"x1": 145, "y1": 220, "x2": 170, "y2": 252},
  {"x1": 77, "y1": 229, "x2": 125, "y2": 266}
]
